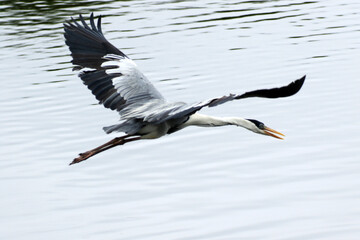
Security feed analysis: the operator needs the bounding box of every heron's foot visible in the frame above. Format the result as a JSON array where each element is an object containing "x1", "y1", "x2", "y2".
[{"x1": 70, "y1": 151, "x2": 94, "y2": 165}]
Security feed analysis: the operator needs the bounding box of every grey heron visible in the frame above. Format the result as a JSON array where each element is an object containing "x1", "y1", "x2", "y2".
[{"x1": 64, "y1": 13, "x2": 305, "y2": 165}]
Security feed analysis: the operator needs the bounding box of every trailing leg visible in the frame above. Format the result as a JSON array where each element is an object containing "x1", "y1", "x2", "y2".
[{"x1": 70, "y1": 135, "x2": 141, "y2": 165}]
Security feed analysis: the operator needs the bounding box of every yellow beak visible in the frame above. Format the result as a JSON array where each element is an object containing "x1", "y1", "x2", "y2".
[{"x1": 264, "y1": 126, "x2": 285, "y2": 140}]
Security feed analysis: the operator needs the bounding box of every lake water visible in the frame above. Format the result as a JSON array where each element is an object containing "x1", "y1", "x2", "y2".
[{"x1": 1, "y1": 0, "x2": 360, "y2": 239}]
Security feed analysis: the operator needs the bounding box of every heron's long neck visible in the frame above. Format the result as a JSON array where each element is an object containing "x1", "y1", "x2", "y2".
[{"x1": 182, "y1": 113, "x2": 251, "y2": 129}]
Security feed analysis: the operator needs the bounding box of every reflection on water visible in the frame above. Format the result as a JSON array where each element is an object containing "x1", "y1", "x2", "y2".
[{"x1": 1, "y1": 0, "x2": 360, "y2": 239}]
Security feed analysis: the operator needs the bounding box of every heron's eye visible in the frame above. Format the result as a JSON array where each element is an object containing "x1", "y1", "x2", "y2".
[{"x1": 246, "y1": 119, "x2": 265, "y2": 129}]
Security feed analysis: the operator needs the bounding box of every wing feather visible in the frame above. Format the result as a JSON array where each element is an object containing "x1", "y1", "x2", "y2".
[{"x1": 64, "y1": 13, "x2": 165, "y2": 118}]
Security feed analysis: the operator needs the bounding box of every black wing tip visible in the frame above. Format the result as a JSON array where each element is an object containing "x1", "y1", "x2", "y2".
[
  {"x1": 64, "y1": 12, "x2": 99, "y2": 26},
  {"x1": 291, "y1": 74, "x2": 306, "y2": 94},
  {"x1": 296, "y1": 74, "x2": 306, "y2": 84},
  {"x1": 234, "y1": 74, "x2": 307, "y2": 100},
  {"x1": 64, "y1": 13, "x2": 106, "y2": 37}
]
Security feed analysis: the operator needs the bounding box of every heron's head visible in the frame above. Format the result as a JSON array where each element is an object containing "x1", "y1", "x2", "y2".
[{"x1": 245, "y1": 119, "x2": 285, "y2": 140}]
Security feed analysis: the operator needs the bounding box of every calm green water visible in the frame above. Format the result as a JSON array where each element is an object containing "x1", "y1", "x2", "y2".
[{"x1": 1, "y1": 0, "x2": 360, "y2": 239}]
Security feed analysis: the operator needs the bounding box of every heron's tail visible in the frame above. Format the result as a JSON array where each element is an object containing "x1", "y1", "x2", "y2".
[{"x1": 103, "y1": 120, "x2": 142, "y2": 134}]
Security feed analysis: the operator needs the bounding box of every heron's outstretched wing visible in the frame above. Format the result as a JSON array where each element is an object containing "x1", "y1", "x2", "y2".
[
  {"x1": 142, "y1": 75, "x2": 305, "y2": 124},
  {"x1": 207, "y1": 75, "x2": 306, "y2": 106},
  {"x1": 64, "y1": 13, "x2": 164, "y2": 113}
]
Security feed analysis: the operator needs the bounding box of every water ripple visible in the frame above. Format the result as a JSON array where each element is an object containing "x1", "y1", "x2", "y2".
[{"x1": 1, "y1": 0, "x2": 360, "y2": 239}]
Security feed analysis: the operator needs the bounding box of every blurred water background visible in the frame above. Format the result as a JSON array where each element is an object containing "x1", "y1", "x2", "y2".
[{"x1": 1, "y1": 0, "x2": 360, "y2": 239}]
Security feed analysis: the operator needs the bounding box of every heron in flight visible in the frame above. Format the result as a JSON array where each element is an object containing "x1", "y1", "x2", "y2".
[{"x1": 64, "y1": 13, "x2": 305, "y2": 165}]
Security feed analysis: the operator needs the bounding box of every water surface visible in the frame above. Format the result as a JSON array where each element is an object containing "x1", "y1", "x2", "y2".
[{"x1": 1, "y1": 0, "x2": 360, "y2": 239}]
